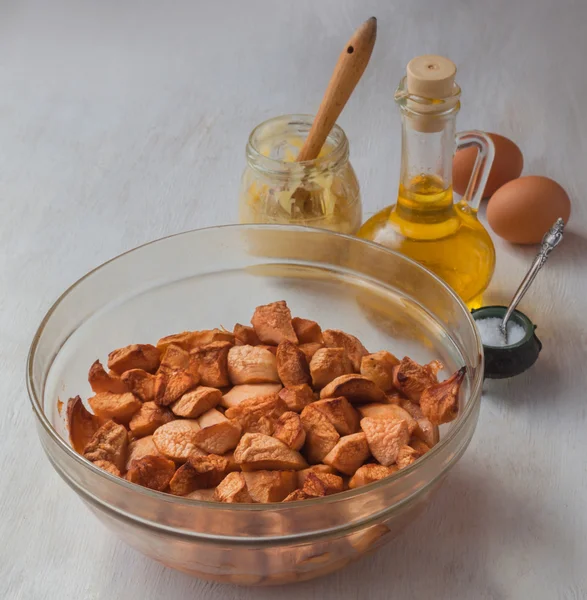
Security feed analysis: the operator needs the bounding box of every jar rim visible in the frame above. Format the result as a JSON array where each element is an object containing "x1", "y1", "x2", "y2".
[{"x1": 246, "y1": 114, "x2": 350, "y2": 175}]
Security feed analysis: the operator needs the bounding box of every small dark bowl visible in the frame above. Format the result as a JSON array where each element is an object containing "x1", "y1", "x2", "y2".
[{"x1": 471, "y1": 305, "x2": 542, "y2": 379}]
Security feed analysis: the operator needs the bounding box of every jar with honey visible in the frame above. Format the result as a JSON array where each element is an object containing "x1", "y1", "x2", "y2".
[
  {"x1": 358, "y1": 56, "x2": 496, "y2": 308},
  {"x1": 239, "y1": 114, "x2": 362, "y2": 234}
]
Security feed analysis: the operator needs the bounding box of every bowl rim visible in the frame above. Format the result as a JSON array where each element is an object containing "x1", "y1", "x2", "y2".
[{"x1": 27, "y1": 223, "x2": 484, "y2": 514}]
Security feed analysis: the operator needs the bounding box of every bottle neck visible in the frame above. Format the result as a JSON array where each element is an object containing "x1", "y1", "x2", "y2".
[{"x1": 397, "y1": 110, "x2": 457, "y2": 216}]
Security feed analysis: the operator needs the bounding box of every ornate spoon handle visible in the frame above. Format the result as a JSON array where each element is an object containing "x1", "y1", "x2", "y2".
[{"x1": 500, "y1": 218, "x2": 565, "y2": 343}]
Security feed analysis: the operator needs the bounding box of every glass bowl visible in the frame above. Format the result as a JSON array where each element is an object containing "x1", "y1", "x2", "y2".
[{"x1": 27, "y1": 224, "x2": 483, "y2": 586}]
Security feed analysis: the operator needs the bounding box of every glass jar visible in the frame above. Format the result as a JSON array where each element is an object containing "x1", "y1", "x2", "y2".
[{"x1": 239, "y1": 114, "x2": 362, "y2": 234}]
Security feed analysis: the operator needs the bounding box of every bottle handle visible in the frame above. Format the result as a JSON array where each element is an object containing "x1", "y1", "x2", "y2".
[{"x1": 455, "y1": 131, "x2": 495, "y2": 211}]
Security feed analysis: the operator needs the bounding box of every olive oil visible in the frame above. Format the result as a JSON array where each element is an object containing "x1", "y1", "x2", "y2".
[
  {"x1": 359, "y1": 175, "x2": 495, "y2": 308},
  {"x1": 358, "y1": 56, "x2": 496, "y2": 308}
]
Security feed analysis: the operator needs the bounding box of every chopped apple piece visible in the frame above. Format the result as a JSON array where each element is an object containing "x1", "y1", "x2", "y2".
[
  {"x1": 221, "y1": 383, "x2": 282, "y2": 409},
  {"x1": 292, "y1": 317, "x2": 323, "y2": 344},
  {"x1": 225, "y1": 393, "x2": 286, "y2": 435},
  {"x1": 360, "y1": 351, "x2": 400, "y2": 392},
  {"x1": 278, "y1": 384, "x2": 315, "y2": 413},
  {"x1": 320, "y1": 374, "x2": 386, "y2": 404},
  {"x1": 169, "y1": 454, "x2": 228, "y2": 495},
  {"x1": 310, "y1": 348, "x2": 353, "y2": 389},
  {"x1": 126, "y1": 455, "x2": 176, "y2": 491},
  {"x1": 276, "y1": 340, "x2": 311, "y2": 386},
  {"x1": 156, "y1": 329, "x2": 234, "y2": 353},
  {"x1": 409, "y1": 437, "x2": 431, "y2": 456},
  {"x1": 282, "y1": 489, "x2": 312, "y2": 502},
  {"x1": 222, "y1": 450, "x2": 241, "y2": 472},
  {"x1": 158, "y1": 343, "x2": 192, "y2": 374},
  {"x1": 185, "y1": 488, "x2": 217, "y2": 501},
  {"x1": 213, "y1": 472, "x2": 252, "y2": 503},
  {"x1": 251, "y1": 300, "x2": 298, "y2": 345},
  {"x1": 171, "y1": 387, "x2": 222, "y2": 418},
  {"x1": 242, "y1": 470, "x2": 297, "y2": 503},
  {"x1": 348, "y1": 463, "x2": 397, "y2": 489},
  {"x1": 322, "y1": 329, "x2": 368, "y2": 371},
  {"x1": 108, "y1": 343, "x2": 161, "y2": 374},
  {"x1": 296, "y1": 464, "x2": 337, "y2": 488},
  {"x1": 227, "y1": 345, "x2": 280, "y2": 385},
  {"x1": 129, "y1": 401, "x2": 174, "y2": 438},
  {"x1": 233, "y1": 323, "x2": 261, "y2": 346},
  {"x1": 399, "y1": 398, "x2": 423, "y2": 419},
  {"x1": 83, "y1": 420, "x2": 128, "y2": 472},
  {"x1": 273, "y1": 411, "x2": 306, "y2": 450},
  {"x1": 156, "y1": 331, "x2": 198, "y2": 353},
  {"x1": 393, "y1": 357, "x2": 443, "y2": 402},
  {"x1": 193, "y1": 408, "x2": 242, "y2": 454},
  {"x1": 357, "y1": 403, "x2": 417, "y2": 434},
  {"x1": 121, "y1": 369, "x2": 156, "y2": 402},
  {"x1": 323, "y1": 433, "x2": 370, "y2": 475},
  {"x1": 420, "y1": 367, "x2": 465, "y2": 425},
  {"x1": 302, "y1": 472, "x2": 344, "y2": 497},
  {"x1": 298, "y1": 342, "x2": 324, "y2": 361},
  {"x1": 67, "y1": 396, "x2": 100, "y2": 454},
  {"x1": 152, "y1": 419, "x2": 202, "y2": 463},
  {"x1": 300, "y1": 405, "x2": 340, "y2": 464},
  {"x1": 233, "y1": 433, "x2": 308, "y2": 471},
  {"x1": 154, "y1": 370, "x2": 198, "y2": 406},
  {"x1": 190, "y1": 341, "x2": 231, "y2": 388},
  {"x1": 312, "y1": 397, "x2": 360, "y2": 435},
  {"x1": 360, "y1": 417, "x2": 410, "y2": 467},
  {"x1": 88, "y1": 391, "x2": 141, "y2": 423},
  {"x1": 126, "y1": 435, "x2": 162, "y2": 470},
  {"x1": 88, "y1": 360, "x2": 129, "y2": 394},
  {"x1": 396, "y1": 446, "x2": 420, "y2": 469},
  {"x1": 413, "y1": 417, "x2": 439, "y2": 447}
]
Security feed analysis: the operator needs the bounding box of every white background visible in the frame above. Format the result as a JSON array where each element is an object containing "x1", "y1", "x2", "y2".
[{"x1": 2, "y1": 1, "x2": 587, "y2": 598}]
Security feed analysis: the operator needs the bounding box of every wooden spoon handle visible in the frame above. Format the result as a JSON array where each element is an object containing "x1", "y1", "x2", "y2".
[{"x1": 296, "y1": 17, "x2": 377, "y2": 162}]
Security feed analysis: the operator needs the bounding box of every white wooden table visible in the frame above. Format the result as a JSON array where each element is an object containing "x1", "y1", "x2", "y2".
[{"x1": 2, "y1": 1, "x2": 586, "y2": 598}]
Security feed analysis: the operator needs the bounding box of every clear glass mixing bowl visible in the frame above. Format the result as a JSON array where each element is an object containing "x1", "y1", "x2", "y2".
[{"x1": 27, "y1": 224, "x2": 483, "y2": 585}]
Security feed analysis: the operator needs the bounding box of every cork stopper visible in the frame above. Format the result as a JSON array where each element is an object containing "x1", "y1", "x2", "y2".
[
  {"x1": 403, "y1": 55, "x2": 459, "y2": 132},
  {"x1": 406, "y1": 55, "x2": 456, "y2": 99}
]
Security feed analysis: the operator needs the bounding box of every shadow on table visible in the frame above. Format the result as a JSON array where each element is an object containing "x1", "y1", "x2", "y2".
[
  {"x1": 483, "y1": 356, "x2": 560, "y2": 407},
  {"x1": 273, "y1": 464, "x2": 570, "y2": 599},
  {"x1": 288, "y1": 466, "x2": 513, "y2": 599},
  {"x1": 148, "y1": 464, "x2": 572, "y2": 600},
  {"x1": 490, "y1": 226, "x2": 585, "y2": 267},
  {"x1": 484, "y1": 228, "x2": 586, "y2": 311},
  {"x1": 507, "y1": 229, "x2": 587, "y2": 269}
]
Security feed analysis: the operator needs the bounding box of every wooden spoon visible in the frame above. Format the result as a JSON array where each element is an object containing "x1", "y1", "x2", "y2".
[
  {"x1": 296, "y1": 16, "x2": 377, "y2": 163},
  {"x1": 290, "y1": 16, "x2": 377, "y2": 216}
]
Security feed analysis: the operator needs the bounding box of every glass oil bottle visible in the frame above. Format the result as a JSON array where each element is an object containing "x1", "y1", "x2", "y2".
[{"x1": 358, "y1": 55, "x2": 496, "y2": 308}]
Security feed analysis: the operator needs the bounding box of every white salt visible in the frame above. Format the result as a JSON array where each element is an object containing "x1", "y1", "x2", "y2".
[{"x1": 476, "y1": 317, "x2": 526, "y2": 347}]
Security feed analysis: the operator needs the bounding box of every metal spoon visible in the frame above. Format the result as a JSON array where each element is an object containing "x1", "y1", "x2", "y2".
[{"x1": 500, "y1": 218, "x2": 565, "y2": 344}]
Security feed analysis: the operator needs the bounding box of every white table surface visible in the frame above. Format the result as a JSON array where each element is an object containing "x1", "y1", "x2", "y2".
[{"x1": 2, "y1": 1, "x2": 587, "y2": 598}]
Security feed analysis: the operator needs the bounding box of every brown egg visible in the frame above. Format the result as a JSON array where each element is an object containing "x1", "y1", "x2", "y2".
[
  {"x1": 487, "y1": 176, "x2": 571, "y2": 244},
  {"x1": 453, "y1": 133, "x2": 523, "y2": 197}
]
